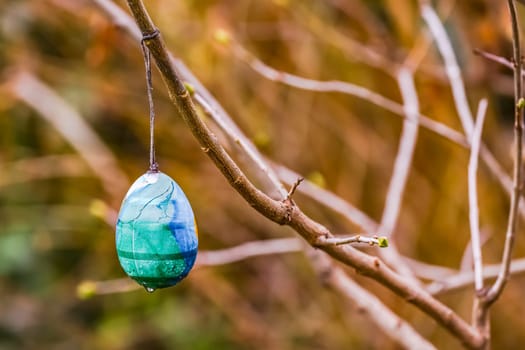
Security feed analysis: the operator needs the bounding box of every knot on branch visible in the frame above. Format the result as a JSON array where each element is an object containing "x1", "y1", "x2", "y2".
[
  {"x1": 141, "y1": 28, "x2": 160, "y2": 43},
  {"x1": 278, "y1": 177, "x2": 303, "y2": 225},
  {"x1": 280, "y1": 199, "x2": 295, "y2": 224}
]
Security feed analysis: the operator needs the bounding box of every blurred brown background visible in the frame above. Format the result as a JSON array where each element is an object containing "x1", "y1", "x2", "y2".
[{"x1": 0, "y1": 0, "x2": 524, "y2": 349}]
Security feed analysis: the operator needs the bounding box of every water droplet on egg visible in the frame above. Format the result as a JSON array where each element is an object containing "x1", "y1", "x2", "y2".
[{"x1": 145, "y1": 286, "x2": 156, "y2": 293}]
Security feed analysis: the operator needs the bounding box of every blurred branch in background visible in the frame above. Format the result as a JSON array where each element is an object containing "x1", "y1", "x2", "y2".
[
  {"x1": 7, "y1": 72, "x2": 130, "y2": 204},
  {"x1": 427, "y1": 257, "x2": 525, "y2": 295},
  {"x1": 420, "y1": 2, "x2": 474, "y2": 139},
  {"x1": 0, "y1": 155, "x2": 88, "y2": 188},
  {"x1": 227, "y1": 37, "x2": 469, "y2": 147},
  {"x1": 377, "y1": 67, "x2": 420, "y2": 283},
  {"x1": 226, "y1": 34, "x2": 524, "y2": 225},
  {"x1": 468, "y1": 99, "x2": 488, "y2": 296},
  {"x1": 197, "y1": 238, "x2": 303, "y2": 266},
  {"x1": 310, "y1": 251, "x2": 436, "y2": 350}
]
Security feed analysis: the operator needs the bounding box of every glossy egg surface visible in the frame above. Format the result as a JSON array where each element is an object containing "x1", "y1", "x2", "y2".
[{"x1": 116, "y1": 171, "x2": 198, "y2": 290}]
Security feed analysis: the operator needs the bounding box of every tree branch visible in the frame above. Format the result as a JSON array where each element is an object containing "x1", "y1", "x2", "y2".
[
  {"x1": 318, "y1": 235, "x2": 388, "y2": 248},
  {"x1": 484, "y1": 0, "x2": 524, "y2": 306}
]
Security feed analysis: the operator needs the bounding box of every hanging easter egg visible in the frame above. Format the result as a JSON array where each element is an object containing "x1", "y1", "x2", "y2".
[{"x1": 116, "y1": 171, "x2": 198, "y2": 292}]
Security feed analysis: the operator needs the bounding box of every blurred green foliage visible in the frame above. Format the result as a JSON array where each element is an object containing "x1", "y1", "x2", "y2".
[{"x1": 1, "y1": 0, "x2": 525, "y2": 349}]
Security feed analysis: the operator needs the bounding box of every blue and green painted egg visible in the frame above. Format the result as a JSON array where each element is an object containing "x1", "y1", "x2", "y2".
[{"x1": 116, "y1": 171, "x2": 198, "y2": 292}]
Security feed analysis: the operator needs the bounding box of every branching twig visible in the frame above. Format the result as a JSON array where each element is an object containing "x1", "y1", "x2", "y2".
[
  {"x1": 286, "y1": 177, "x2": 304, "y2": 200},
  {"x1": 474, "y1": 48, "x2": 514, "y2": 71},
  {"x1": 274, "y1": 165, "x2": 378, "y2": 232},
  {"x1": 484, "y1": 0, "x2": 524, "y2": 306}
]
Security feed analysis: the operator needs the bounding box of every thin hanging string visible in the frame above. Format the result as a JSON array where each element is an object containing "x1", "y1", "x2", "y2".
[{"x1": 141, "y1": 30, "x2": 160, "y2": 173}]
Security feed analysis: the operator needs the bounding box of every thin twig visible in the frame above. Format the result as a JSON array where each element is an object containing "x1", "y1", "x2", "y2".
[
  {"x1": 484, "y1": 0, "x2": 524, "y2": 306},
  {"x1": 274, "y1": 165, "x2": 378, "y2": 232},
  {"x1": 402, "y1": 257, "x2": 458, "y2": 280},
  {"x1": 319, "y1": 235, "x2": 388, "y2": 248},
  {"x1": 427, "y1": 257, "x2": 525, "y2": 295},
  {"x1": 380, "y1": 68, "x2": 420, "y2": 238},
  {"x1": 122, "y1": 1, "x2": 483, "y2": 347},
  {"x1": 196, "y1": 238, "x2": 303, "y2": 266},
  {"x1": 377, "y1": 67, "x2": 421, "y2": 283},
  {"x1": 286, "y1": 177, "x2": 304, "y2": 200},
  {"x1": 468, "y1": 99, "x2": 488, "y2": 293},
  {"x1": 474, "y1": 48, "x2": 514, "y2": 71},
  {"x1": 421, "y1": 10, "x2": 525, "y2": 228},
  {"x1": 77, "y1": 278, "x2": 139, "y2": 298}
]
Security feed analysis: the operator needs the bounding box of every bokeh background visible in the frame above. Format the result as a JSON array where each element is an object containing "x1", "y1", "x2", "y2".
[{"x1": 1, "y1": 0, "x2": 525, "y2": 348}]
